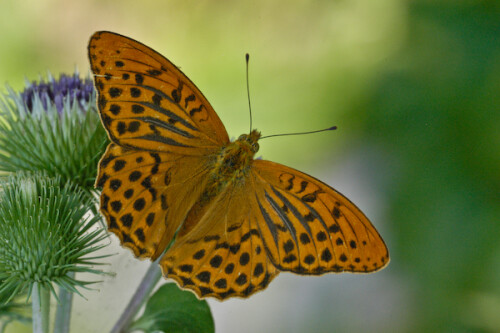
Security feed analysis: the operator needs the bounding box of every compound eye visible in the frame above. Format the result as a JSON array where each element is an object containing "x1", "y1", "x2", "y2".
[{"x1": 252, "y1": 143, "x2": 260, "y2": 152}]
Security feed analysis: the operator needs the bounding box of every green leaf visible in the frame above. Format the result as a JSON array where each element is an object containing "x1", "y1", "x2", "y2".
[{"x1": 130, "y1": 283, "x2": 214, "y2": 333}]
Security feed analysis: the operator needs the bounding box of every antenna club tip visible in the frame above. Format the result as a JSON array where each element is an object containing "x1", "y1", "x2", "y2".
[
  {"x1": 330, "y1": 126, "x2": 337, "y2": 130},
  {"x1": 245, "y1": 53, "x2": 250, "y2": 61}
]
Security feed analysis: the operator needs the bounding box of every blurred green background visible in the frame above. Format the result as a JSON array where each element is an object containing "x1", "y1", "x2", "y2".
[{"x1": 1, "y1": 0, "x2": 499, "y2": 332}]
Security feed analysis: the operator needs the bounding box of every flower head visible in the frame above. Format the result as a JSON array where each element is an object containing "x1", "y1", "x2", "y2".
[
  {"x1": 0, "y1": 173, "x2": 109, "y2": 302},
  {"x1": 0, "y1": 71, "x2": 109, "y2": 191},
  {"x1": 20, "y1": 72, "x2": 94, "y2": 114}
]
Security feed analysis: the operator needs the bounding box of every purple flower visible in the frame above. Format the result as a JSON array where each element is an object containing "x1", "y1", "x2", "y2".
[{"x1": 21, "y1": 72, "x2": 94, "y2": 114}]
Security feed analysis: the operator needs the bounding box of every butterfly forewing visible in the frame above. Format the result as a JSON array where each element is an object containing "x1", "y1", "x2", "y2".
[
  {"x1": 88, "y1": 31, "x2": 229, "y2": 155},
  {"x1": 252, "y1": 160, "x2": 389, "y2": 274},
  {"x1": 96, "y1": 143, "x2": 212, "y2": 260}
]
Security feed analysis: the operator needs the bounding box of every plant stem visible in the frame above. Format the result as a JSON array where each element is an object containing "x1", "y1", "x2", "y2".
[
  {"x1": 110, "y1": 261, "x2": 162, "y2": 333},
  {"x1": 0, "y1": 319, "x2": 12, "y2": 333},
  {"x1": 32, "y1": 282, "x2": 50, "y2": 333},
  {"x1": 54, "y1": 272, "x2": 74, "y2": 333}
]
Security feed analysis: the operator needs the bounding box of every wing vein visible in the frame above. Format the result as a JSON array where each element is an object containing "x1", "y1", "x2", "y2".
[{"x1": 255, "y1": 195, "x2": 280, "y2": 254}]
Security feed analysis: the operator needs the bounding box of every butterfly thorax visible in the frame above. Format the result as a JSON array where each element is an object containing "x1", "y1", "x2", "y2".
[
  {"x1": 178, "y1": 130, "x2": 261, "y2": 237},
  {"x1": 216, "y1": 129, "x2": 260, "y2": 177},
  {"x1": 200, "y1": 130, "x2": 261, "y2": 203}
]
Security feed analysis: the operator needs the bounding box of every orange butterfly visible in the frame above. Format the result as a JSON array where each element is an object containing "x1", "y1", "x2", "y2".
[{"x1": 88, "y1": 31, "x2": 389, "y2": 300}]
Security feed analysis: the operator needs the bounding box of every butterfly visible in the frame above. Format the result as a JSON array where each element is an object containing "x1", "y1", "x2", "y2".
[{"x1": 88, "y1": 31, "x2": 389, "y2": 300}]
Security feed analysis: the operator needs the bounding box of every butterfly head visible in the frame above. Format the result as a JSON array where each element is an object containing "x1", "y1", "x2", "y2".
[{"x1": 236, "y1": 129, "x2": 261, "y2": 154}]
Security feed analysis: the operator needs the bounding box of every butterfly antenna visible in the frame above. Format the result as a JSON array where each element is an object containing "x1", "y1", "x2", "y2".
[
  {"x1": 260, "y1": 126, "x2": 337, "y2": 139},
  {"x1": 246, "y1": 53, "x2": 253, "y2": 132}
]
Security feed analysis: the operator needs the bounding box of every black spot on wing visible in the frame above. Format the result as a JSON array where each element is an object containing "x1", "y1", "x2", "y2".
[
  {"x1": 109, "y1": 104, "x2": 121, "y2": 115},
  {"x1": 239, "y1": 252, "x2": 250, "y2": 266},
  {"x1": 302, "y1": 190, "x2": 322, "y2": 203},
  {"x1": 304, "y1": 254, "x2": 315, "y2": 265},
  {"x1": 120, "y1": 214, "x2": 133, "y2": 227},
  {"x1": 333, "y1": 206, "x2": 341, "y2": 218},
  {"x1": 283, "y1": 240, "x2": 295, "y2": 254},
  {"x1": 110, "y1": 179, "x2": 122, "y2": 191},
  {"x1": 284, "y1": 174, "x2": 295, "y2": 191},
  {"x1": 135, "y1": 73, "x2": 144, "y2": 85},
  {"x1": 204, "y1": 235, "x2": 220, "y2": 242},
  {"x1": 253, "y1": 263, "x2": 264, "y2": 277},
  {"x1": 179, "y1": 264, "x2": 193, "y2": 273},
  {"x1": 113, "y1": 159, "x2": 126, "y2": 171},
  {"x1": 146, "y1": 213, "x2": 155, "y2": 226},
  {"x1": 171, "y1": 80, "x2": 183, "y2": 104},
  {"x1": 96, "y1": 173, "x2": 110, "y2": 188},
  {"x1": 235, "y1": 273, "x2": 247, "y2": 286},
  {"x1": 129, "y1": 171, "x2": 142, "y2": 182},
  {"x1": 189, "y1": 105, "x2": 204, "y2": 117},
  {"x1": 132, "y1": 104, "x2": 145, "y2": 114},
  {"x1": 147, "y1": 69, "x2": 162, "y2": 76},
  {"x1": 224, "y1": 263, "x2": 234, "y2": 274},
  {"x1": 196, "y1": 271, "x2": 211, "y2": 283},
  {"x1": 193, "y1": 249, "x2": 205, "y2": 260},
  {"x1": 184, "y1": 94, "x2": 196, "y2": 108},
  {"x1": 210, "y1": 255, "x2": 223, "y2": 268},
  {"x1": 214, "y1": 278, "x2": 227, "y2": 289},
  {"x1": 100, "y1": 153, "x2": 116, "y2": 168},
  {"x1": 134, "y1": 228, "x2": 145, "y2": 242},
  {"x1": 109, "y1": 87, "x2": 122, "y2": 98},
  {"x1": 296, "y1": 181, "x2": 308, "y2": 194},
  {"x1": 130, "y1": 87, "x2": 141, "y2": 98}
]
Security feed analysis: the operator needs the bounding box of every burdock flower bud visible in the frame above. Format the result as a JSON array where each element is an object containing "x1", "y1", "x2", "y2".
[
  {"x1": 0, "y1": 173, "x2": 108, "y2": 302},
  {"x1": 0, "y1": 71, "x2": 109, "y2": 191}
]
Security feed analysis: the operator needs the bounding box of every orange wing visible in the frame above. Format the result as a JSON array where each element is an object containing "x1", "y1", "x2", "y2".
[
  {"x1": 160, "y1": 181, "x2": 279, "y2": 300},
  {"x1": 89, "y1": 31, "x2": 230, "y2": 262},
  {"x1": 89, "y1": 31, "x2": 388, "y2": 302},
  {"x1": 251, "y1": 160, "x2": 389, "y2": 274},
  {"x1": 96, "y1": 143, "x2": 213, "y2": 260},
  {"x1": 88, "y1": 31, "x2": 229, "y2": 155}
]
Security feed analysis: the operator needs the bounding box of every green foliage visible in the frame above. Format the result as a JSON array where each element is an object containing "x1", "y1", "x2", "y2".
[
  {"x1": 130, "y1": 283, "x2": 214, "y2": 333},
  {"x1": 359, "y1": 2, "x2": 500, "y2": 331},
  {"x1": 0, "y1": 173, "x2": 109, "y2": 303}
]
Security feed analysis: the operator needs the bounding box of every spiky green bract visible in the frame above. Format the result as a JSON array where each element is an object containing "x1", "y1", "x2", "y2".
[
  {"x1": 0, "y1": 173, "x2": 109, "y2": 303},
  {"x1": 0, "y1": 72, "x2": 109, "y2": 193}
]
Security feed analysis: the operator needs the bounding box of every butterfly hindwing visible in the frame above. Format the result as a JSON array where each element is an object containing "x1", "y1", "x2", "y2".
[
  {"x1": 96, "y1": 143, "x2": 212, "y2": 260},
  {"x1": 160, "y1": 184, "x2": 279, "y2": 300},
  {"x1": 251, "y1": 160, "x2": 389, "y2": 274},
  {"x1": 88, "y1": 31, "x2": 229, "y2": 155}
]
